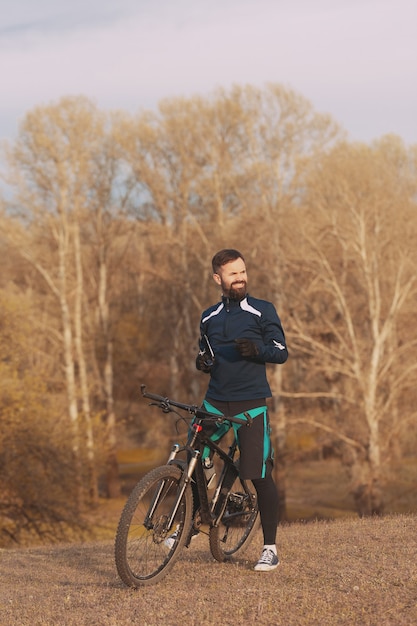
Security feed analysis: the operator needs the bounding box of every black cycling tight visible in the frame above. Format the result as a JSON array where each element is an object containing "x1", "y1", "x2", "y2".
[
  {"x1": 191, "y1": 468, "x2": 279, "y2": 545},
  {"x1": 252, "y1": 473, "x2": 279, "y2": 545}
]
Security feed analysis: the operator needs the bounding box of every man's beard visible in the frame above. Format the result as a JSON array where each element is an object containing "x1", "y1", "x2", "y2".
[{"x1": 227, "y1": 281, "x2": 247, "y2": 301}]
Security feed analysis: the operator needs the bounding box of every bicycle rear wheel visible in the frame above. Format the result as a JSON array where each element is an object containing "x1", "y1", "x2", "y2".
[
  {"x1": 115, "y1": 464, "x2": 193, "y2": 587},
  {"x1": 209, "y1": 476, "x2": 259, "y2": 562}
]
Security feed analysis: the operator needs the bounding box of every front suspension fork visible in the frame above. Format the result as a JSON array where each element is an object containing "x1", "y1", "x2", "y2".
[{"x1": 165, "y1": 446, "x2": 200, "y2": 529}]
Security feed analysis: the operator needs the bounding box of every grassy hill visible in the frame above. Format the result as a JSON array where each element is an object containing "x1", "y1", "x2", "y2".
[{"x1": 0, "y1": 514, "x2": 416, "y2": 625}]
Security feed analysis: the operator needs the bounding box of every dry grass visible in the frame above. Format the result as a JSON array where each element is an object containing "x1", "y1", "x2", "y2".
[{"x1": 1, "y1": 514, "x2": 416, "y2": 626}]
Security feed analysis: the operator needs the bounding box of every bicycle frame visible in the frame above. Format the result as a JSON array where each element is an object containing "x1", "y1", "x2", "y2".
[
  {"x1": 165, "y1": 417, "x2": 249, "y2": 531},
  {"x1": 140, "y1": 385, "x2": 256, "y2": 534}
]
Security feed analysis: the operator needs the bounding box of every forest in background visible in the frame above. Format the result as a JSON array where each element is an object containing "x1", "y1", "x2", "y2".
[{"x1": 1, "y1": 84, "x2": 416, "y2": 546}]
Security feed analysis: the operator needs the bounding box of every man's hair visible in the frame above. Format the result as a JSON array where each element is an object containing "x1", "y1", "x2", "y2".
[{"x1": 212, "y1": 249, "x2": 245, "y2": 274}]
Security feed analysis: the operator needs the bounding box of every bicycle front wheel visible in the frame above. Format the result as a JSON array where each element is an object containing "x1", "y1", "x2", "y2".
[
  {"x1": 209, "y1": 476, "x2": 259, "y2": 562},
  {"x1": 115, "y1": 464, "x2": 193, "y2": 587}
]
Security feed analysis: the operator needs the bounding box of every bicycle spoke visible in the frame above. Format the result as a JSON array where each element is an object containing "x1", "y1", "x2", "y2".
[
  {"x1": 115, "y1": 465, "x2": 193, "y2": 587},
  {"x1": 209, "y1": 478, "x2": 259, "y2": 561}
]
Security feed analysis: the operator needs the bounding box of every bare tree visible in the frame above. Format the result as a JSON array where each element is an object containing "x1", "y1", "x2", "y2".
[
  {"x1": 115, "y1": 102, "x2": 217, "y2": 400},
  {"x1": 80, "y1": 127, "x2": 138, "y2": 497},
  {"x1": 285, "y1": 137, "x2": 417, "y2": 515},
  {"x1": 3, "y1": 96, "x2": 106, "y2": 503},
  {"x1": 225, "y1": 84, "x2": 343, "y2": 519}
]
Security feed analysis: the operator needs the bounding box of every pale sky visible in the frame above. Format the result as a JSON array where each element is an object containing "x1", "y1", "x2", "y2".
[{"x1": 1, "y1": 0, "x2": 416, "y2": 144}]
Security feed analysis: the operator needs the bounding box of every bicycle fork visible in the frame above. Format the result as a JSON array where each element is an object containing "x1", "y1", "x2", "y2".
[{"x1": 144, "y1": 444, "x2": 199, "y2": 533}]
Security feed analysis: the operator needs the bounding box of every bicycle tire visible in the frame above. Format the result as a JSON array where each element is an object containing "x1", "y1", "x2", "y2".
[
  {"x1": 115, "y1": 464, "x2": 193, "y2": 587},
  {"x1": 209, "y1": 477, "x2": 260, "y2": 562}
]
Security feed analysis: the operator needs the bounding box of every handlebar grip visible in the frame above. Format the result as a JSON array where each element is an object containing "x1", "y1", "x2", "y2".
[
  {"x1": 225, "y1": 412, "x2": 252, "y2": 427},
  {"x1": 141, "y1": 385, "x2": 167, "y2": 403},
  {"x1": 141, "y1": 385, "x2": 197, "y2": 413}
]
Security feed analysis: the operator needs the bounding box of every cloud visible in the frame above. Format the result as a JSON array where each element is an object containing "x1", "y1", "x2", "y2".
[
  {"x1": 0, "y1": 0, "x2": 133, "y2": 35},
  {"x1": 1, "y1": 0, "x2": 417, "y2": 143}
]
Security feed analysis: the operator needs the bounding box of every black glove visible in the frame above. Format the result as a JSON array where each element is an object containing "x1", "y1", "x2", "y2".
[
  {"x1": 196, "y1": 352, "x2": 213, "y2": 373},
  {"x1": 235, "y1": 338, "x2": 259, "y2": 357}
]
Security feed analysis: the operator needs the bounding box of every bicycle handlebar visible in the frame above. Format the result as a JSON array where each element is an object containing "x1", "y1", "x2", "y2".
[{"x1": 140, "y1": 385, "x2": 252, "y2": 427}]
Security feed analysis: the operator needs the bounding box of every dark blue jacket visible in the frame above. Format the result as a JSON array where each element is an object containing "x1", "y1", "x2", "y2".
[{"x1": 198, "y1": 294, "x2": 288, "y2": 401}]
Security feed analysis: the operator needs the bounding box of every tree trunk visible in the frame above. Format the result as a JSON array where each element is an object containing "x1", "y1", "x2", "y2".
[
  {"x1": 269, "y1": 368, "x2": 287, "y2": 521},
  {"x1": 104, "y1": 338, "x2": 121, "y2": 498},
  {"x1": 350, "y1": 462, "x2": 384, "y2": 517},
  {"x1": 98, "y1": 257, "x2": 121, "y2": 498},
  {"x1": 73, "y1": 222, "x2": 98, "y2": 503},
  {"x1": 57, "y1": 232, "x2": 83, "y2": 508}
]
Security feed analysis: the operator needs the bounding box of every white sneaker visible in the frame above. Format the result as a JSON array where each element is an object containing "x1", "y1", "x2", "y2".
[
  {"x1": 164, "y1": 530, "x2": 179, "y2": 550},
  {"x1": 164, "y1": 528, "x2": 198, "y2": 550},
  {"x1": 254, "y1": 548, "x2": 280, "y2": 571}
]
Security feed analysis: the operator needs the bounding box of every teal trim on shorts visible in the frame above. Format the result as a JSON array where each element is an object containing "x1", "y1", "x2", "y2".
[
  {"x1": 202, "y1": 401, "x2": 270, "y2": 477},
  {"x1": 201, "y1": 400, "x2": 231, "y2": 459}
]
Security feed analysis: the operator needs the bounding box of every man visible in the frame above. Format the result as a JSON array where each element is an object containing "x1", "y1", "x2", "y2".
[{"x1": 196, "y1": 249, "x2": 288, "y2": 572}]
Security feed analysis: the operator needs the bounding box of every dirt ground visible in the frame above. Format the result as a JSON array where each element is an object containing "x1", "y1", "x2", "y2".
[{"x1": 1, "y1": 514, "x2": 416, "y2": 626}]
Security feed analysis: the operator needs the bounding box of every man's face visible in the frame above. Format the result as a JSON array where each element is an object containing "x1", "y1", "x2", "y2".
[{"x1": 213, "y1": 257, "x2": 248, "y2": 300}]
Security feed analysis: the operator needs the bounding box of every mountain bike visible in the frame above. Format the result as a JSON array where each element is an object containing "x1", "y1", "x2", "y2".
[{"x1": 115, "y1": 385, "x2": 260, "y2": 587}]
